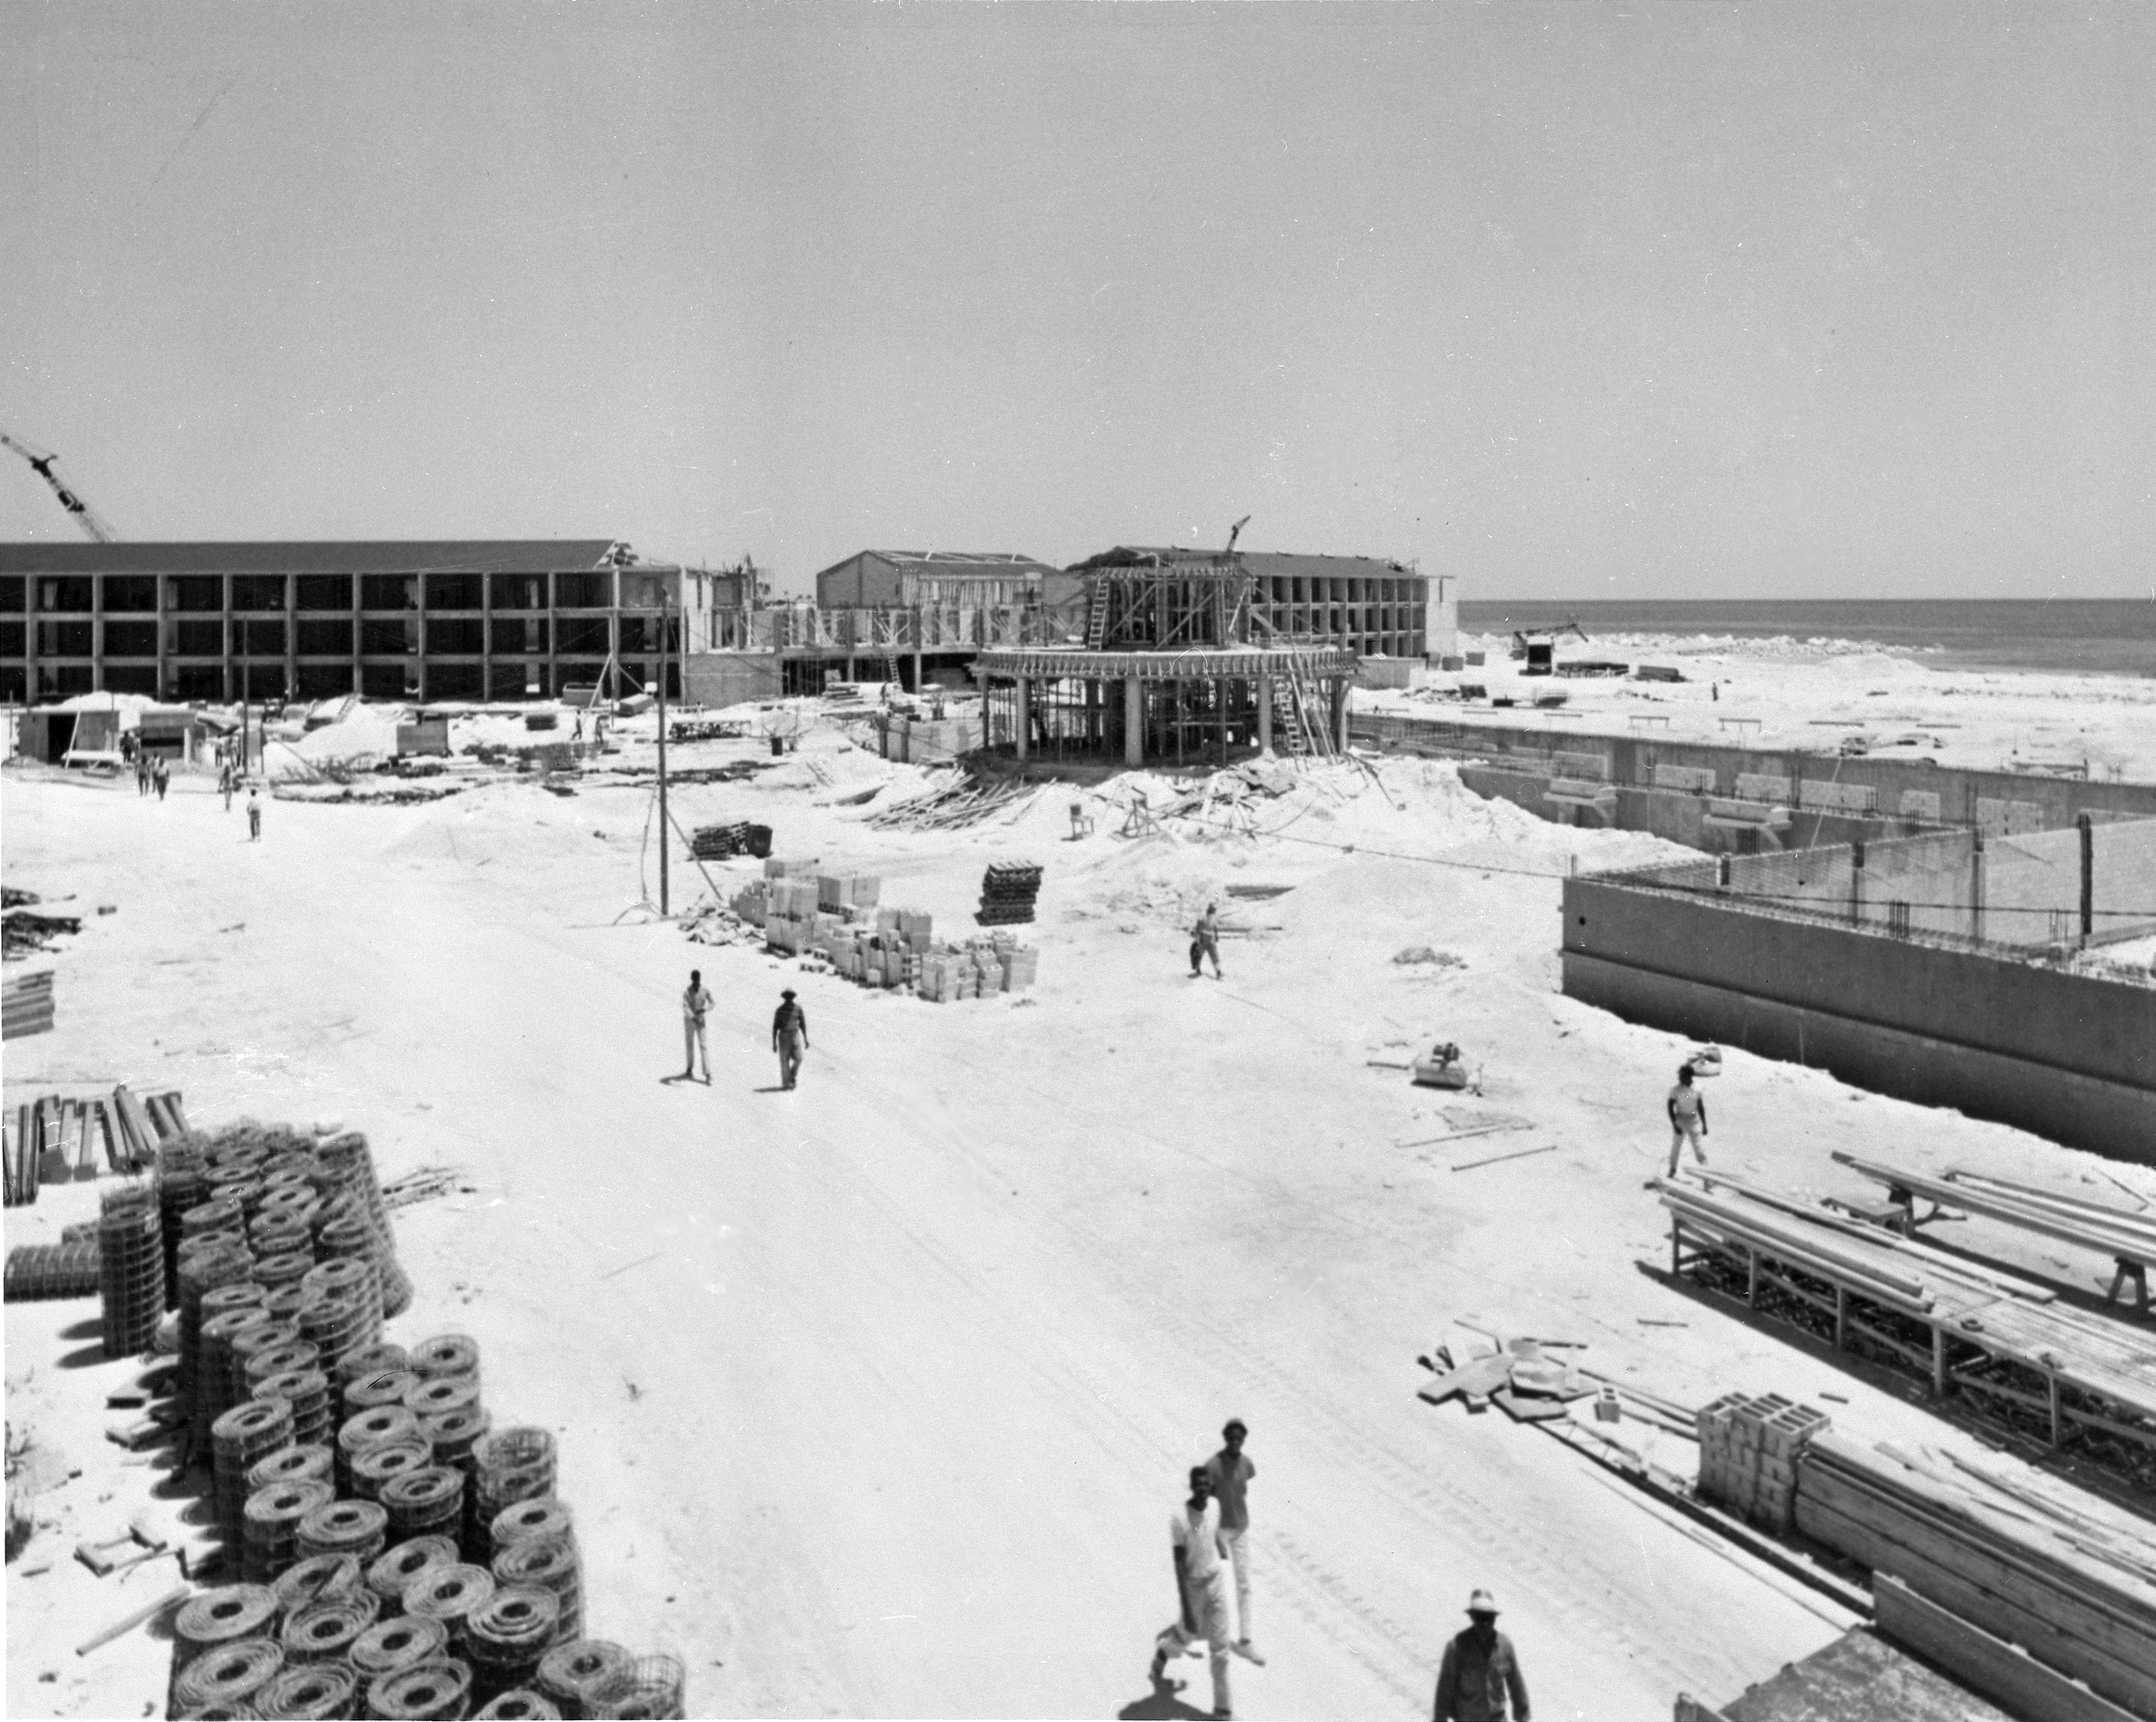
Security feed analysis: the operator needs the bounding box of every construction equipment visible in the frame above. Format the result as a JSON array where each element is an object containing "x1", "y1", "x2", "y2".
[
  {"x1": 1411, "y1": 1041, "x2": 1473, "y2": 1091},
  {"x1": 1, "y1": 430, "x2": 117, "y2": 542},
  {"x1": 1509, "y1": 621, "x2": 1588, "y2": 675}
]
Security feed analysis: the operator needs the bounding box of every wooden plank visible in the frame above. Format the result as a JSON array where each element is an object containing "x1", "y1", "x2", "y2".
[
  {"x1": 1876, "y1": 1575, "x2": 2147, "y2": 1722},
  {"x1": 1838, "y1": 1151, "x2": 2154, "y2": 1269}
]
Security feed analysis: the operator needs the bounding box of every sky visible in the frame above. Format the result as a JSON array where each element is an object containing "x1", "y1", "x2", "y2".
[{"x1": 2, "y1": 2, "x2": 2151, "y2": 600}]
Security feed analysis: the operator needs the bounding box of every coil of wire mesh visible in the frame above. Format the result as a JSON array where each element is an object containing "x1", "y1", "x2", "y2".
[
  {"x1": 252, "y1": 1658, "x2": 356, "y2": 1720},
  {"x1": 271, "y1": 1551, "x2": 367, "y2": 1619},
  {"x1": 586, "y1": 1652, "x2": 687, "y2": 1720},
  {"x1": 349, "y1": 1609, "x2": 451, "y2": 1680},
  {"x1": 169, "y1": 1634, "x2": 284, "y2": 1716},
  {"x1": 240, "y1": 1477, "x2": 334, "y2": 1584},
  {"x1": 462, "y1": 1586, "x2": 562, "y2": 1705},
  {"x1": 293, "y1": 1497, "x2": 389, "y2": 1567},
  {"x1": 367, "y1": 1532, "x2": 462, "y2": 1614},
  {"x1": 365, "y1": 1657, "x2": 474, "y2": 1722},
  {"x1": 279, "y1": 1586, "x2": 381, "y2": 1664},
  {"x1": 534, "y1": 1640, "x2": 630, "y2": 1717}
]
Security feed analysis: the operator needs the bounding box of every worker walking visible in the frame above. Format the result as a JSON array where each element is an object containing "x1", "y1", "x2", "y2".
[
  {"x1": 1149, "y1": 1465, "x2": 1234, "y2": 1719},
  {"x1": 1203, "y1": 1419, "x2": 1264, "y2": 1664},
  {"x1": 1189, "y1": 903, "x2": 1224, "y2": 980},
  {"x1": 680, "y1": 969, "x2": 714, "y2": 1083},
  {"x1": 1666, "y1": 1064, "x2": 1709, "y2": 1177},
  {"x1": 1434, "y1": 1590, "x2": 1530, "y2": 1721},
  {"x1": 246, "y1": 787, "x2": 262, "y2": 841},
  {"x1": 152, "y1": 756, "x2": 169, "y2": 801},
  {"x1": 772, "y1": 988, "x2": 808, "y2": 1091},
  {"x1": 220, "y1": 763, "x2": 235, "y2": 812}
]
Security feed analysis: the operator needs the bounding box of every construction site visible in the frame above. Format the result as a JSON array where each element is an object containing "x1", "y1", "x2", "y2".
[{"x1": 6, "y1": 512, "x2": 2155, "y2": 1720}]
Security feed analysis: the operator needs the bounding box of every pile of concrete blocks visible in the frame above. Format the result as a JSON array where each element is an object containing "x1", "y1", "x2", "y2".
[
  {"x1": 917, "y1": 933, "x2": 1038, "y2": 1003},
  {"x1": 1696, "y1": 1392, "x2": 1830, "y2": 1533}
]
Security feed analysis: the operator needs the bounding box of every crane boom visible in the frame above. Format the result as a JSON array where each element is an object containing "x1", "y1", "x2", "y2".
[{"x1": 1, "y1": 430, "x2": 118, "y2": 543}]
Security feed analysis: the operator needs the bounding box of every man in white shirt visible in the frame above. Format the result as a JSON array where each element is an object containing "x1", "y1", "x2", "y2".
[
  {"x1": 681, "y1": 969, "x2": 714, "y2": 1083},
  {"x1": 1150, "y1": 1465, "x2": 1235, "y2": 1718}
]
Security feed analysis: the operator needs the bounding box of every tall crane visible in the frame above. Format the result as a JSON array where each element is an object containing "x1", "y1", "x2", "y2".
[{"x1": 1, "y1": 430, "x2": 118, "y2": 542}]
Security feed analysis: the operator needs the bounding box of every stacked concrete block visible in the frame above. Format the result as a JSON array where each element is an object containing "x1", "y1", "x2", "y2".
[
  {"x1": 1696, "y1": 1392, "x2": 1830, "y2": 1533},
  {"x1": 816, "y1": 872, "x2": 882, "y2": 913}
]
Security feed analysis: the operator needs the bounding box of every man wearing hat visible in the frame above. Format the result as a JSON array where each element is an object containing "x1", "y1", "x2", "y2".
[
  {"x1": 772, "y1": 988, "x2": 809, "y2": 1091},
  {"x1": 1434, "y1": 1589, "x2": 1530, "y2": 1721}
]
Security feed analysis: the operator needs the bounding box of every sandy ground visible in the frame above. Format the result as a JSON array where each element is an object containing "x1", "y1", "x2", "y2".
[
  {"x1": 6, "y1": 683, "x2": 2153, "y2": 1719},
  {"x1": 1368, "y1": 632, "x2": 2156, "y2": 782}
]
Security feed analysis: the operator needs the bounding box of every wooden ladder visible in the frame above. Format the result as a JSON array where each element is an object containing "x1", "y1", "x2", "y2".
[{"x1": 1084, "y1": 582, "x2": 1111, "y2": 649}]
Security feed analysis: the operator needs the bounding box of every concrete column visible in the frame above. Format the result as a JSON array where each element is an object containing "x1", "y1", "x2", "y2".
[
  {"x1": 1014, "y1": 676, "x2": 1029, "y2": 760},
  {"x1": 156, "y1": 571, "x2": 169, "y2": 701},
  {"x1": 1334, "y1": 677, "x2": 1349, "y2": 751},
  {"x1": 24, "y1": 571, "x2": 39, "y2": 702},
  {"x1": 284, "y1": 573, "x2": 297, "y2": 703},
  {"x1": 351, "y1": 574, "x2": 363, "y2": 697},
  {"x1": 221, "y1": 572, "x2": 234, "y2": 704},
  {"x1": 91, "y1": 571, "x2": 105, "y2": 692},
  {"x1": 1124, "y1": 675, "x2": 1143, "y2": 767},
  {"x1": 1256, "y1": 674, "x2": 1273, "y2": 755}
]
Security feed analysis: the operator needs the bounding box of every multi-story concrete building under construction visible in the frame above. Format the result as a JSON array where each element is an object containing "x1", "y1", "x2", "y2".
[{"x1": 0, "y1": 540, "x2": 747, "y2": 706}]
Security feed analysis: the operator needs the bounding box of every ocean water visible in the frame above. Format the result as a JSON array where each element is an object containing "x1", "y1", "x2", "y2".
[{"x1": 1456, "y1": 600, "x2": 2156, "y2": 678}]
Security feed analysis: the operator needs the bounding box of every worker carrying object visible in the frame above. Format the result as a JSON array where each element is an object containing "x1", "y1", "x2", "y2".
[
  {"x1": 1666, "y1": 1064, "x2": 1708, "y2": 1177},
  {"x1": 1434, "y1": 1589, "x2": 1530, "y2": 1721},
  {"x1": 1189, "y1": 903, "x2": 1224, "y2": 980},
  {"x1": 772, "y1": 989, "x2": 809, "y2": 1091}
]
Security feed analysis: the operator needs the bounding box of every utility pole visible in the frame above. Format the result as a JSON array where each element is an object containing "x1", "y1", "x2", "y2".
[{"x1": 656, "y1": 587, "x2": 670, "y2": 917}]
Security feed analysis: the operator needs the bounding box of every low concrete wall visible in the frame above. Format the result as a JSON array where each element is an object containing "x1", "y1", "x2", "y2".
[
  {"x1": 1462, "y1": 765, "x2": 1903, "y2": 853},
  {"x1": 1358, "y1": 713, "x2": 2156, "y2": 831},
  {"x1": 1560, "y1": 877, "x2": 2156, "y2": 1160}
]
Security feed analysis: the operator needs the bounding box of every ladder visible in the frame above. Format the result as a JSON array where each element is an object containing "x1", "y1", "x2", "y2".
[
  {"x1": 1084, "y1": 581, "x2": 1110, "y2": 649},
  {"x1": 1281, "y1": 661, "x2": 1333, "y2": 759}
]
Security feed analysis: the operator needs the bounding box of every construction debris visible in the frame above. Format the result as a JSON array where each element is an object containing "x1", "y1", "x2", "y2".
[
  {"x1": 866, "y1": 768, "x2": 1035, "y2": 831},
  {"x1": 688, "y1": 821, "x2": 772, "y2": 861},
  {"x1": 4, "y1": 908, "x2": 82, "y2": 958}
]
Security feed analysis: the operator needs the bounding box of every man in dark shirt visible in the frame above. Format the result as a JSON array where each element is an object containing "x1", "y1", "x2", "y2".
[
  {"x1": 772, "y1": 989, "x2": 808, "y2": 1091},
  {"x1": 1202, "y1": 1418, "x2": 1264, "y2": 1665},
  {"x1": 1434, "y1": 1589, "x2": 1529, "y2": 1722}
]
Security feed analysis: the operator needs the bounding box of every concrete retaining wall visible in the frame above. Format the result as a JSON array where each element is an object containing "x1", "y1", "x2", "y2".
[
  {"x1": 1559, "y1": 878, "x2": 2156, "y2": 1160},
  {"x1": 1358, "y1": 713, "x2": 2156, "y2": 830},
  {"x1": 1462, "y1": 765, "x2": 1899, "y2": 853}
]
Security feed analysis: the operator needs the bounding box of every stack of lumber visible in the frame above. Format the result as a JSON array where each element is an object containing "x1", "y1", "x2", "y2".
[
  {"x1": 976, "y1": 862, "x2": 1043, "y2": 926},
  {"x1": 1661, "y1": 1179, "x2": 1938, "y2": 1315},
  {"x1": 1797, "y1": 1432, "x2": 2156, "y2": 1719},
  {"x1": 4, "y1": 1087, "x2": 187, "y2": 1204},
  {"x1": 3, "y1": 968, "x2": 55, "y2": 1039},
  {"x1": 1696, "y1": 1392, "x2": 1830, "y2": 1533},
  {"x1": 1836, "y1": 1151, "x2": 2156, "y2": 1297},
  {"x1": 2, "y1": 910, "x2": 81, "y2": 959},
  {"x1": 688, "y1": 821, "x2": 772, "y2": 860}
]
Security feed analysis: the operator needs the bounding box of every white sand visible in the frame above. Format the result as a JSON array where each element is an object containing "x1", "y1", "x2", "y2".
[
  {"x1": 1370, "y1": 632, "x2": 2156, "y2": 782},
  {"x1": 5, "y1": 678, "x2": 2150, "y2": 1719}
]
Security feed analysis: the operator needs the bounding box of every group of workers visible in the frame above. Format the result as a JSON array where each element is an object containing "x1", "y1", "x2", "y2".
[
  {"x1": 678, "y1": 970, "x2": 810, "y2": 1092},
  {"x1": 1149, "y1": 1418, "x2": 1529, "y2": 1721}
]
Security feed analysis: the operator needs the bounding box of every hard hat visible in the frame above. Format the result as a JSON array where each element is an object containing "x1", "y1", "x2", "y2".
[{"x1": 1467, "y1": 1589, "x2": 1499, "y2": 1616}]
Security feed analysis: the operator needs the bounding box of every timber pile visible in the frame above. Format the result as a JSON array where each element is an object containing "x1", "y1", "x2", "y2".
[
  {"x1": 1796, "y1": 1432, "x2": 2156, "y2": 1720},
  {"x1": 1662, "y1": 1179, "x2": 2156, "y2": 1487},
  {"x1": 976, "y1": 863, "x2": 1042, "y2": 926},
  {"x1": 1835, "y1": 1150, "x2": 2156, "y2": 1313},
  {"x1": 688, "y1": 821, "x2": 772, "y2": 860},
  {"x1": 4, "y1": 968, "x2": 55, "y2": 1039},
  {"x1": 5, "y1": 1086, "x2": 185, "y2": 1204},
  {"x1": 866, "y1": 769, "x2": 1035, "y2": 831}
]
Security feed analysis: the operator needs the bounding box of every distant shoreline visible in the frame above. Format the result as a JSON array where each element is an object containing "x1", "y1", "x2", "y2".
[{"x1": 1457, "y1": 598, "x2": 2156, "y2": 679}]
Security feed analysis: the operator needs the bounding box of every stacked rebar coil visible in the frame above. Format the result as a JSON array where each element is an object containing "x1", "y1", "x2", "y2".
[
  {"x1": 212, "y1": 1396, "x2": 295, "y2": 1547},
  {"x1": 588, "y1": 1652, "x2": 688, "y2": 1720},
  {"x1": 315, "y1": 1130, "x2": 414, "y2": 1319},
  {"x1": 98, "y1": 1182, "x2": 165, "y2": 1354},
  {"x1": 349, "y1": 1612, "x2": 451, "y2": 1682},
  {"x1": 403, "y1": 1563, "x2": 497, "y2": 1654},
  {"x1": 280, "y1": 1588, "x2": 381, "y2": 1664},
  {"x1": 295, "y1": 1498, "x2": 389, "y2": 1567},
  {"x1": 464, "y1": 1587, "x2": 562, "y2": 1706},
  {"x1": 155, "y1": 1135, "x2": 209, "y2": 1304},
  {"x1": 255, "y1": 1660, "x2": 358, "y2": 1720},
  {"x1": 353, "y1": 1436, "x2": 435, "y2": 1504},
  {"x1": 273, "y1": 1551, "x2": 369, "y2": 1617},
  {"x1": 240, "y1": 1477, "x2": 333, "y2": 1583},
  {"x1": 170, "y1": 1634, "x2": 284, "y2": 1715},
  {"x1": 383, "y1": 1466, "x2": 468, "y2": 1550},
  {"x1": 494, "y1": 1533, "x2": 582, "y2": 1644},
  {"x1": 256, "y1": 1366, "x2": 334, "y2": 1451},
  {"x1": 368, "y1": 1533, "x2": 462, "y2": 1616},
  {"x1": 201, "y1": 1299, "x2": 274, "y2": 1448},
  {"x1": 366, "y1": 1658, "x2": 473, "y2": 1721},
  {"x1": 472, "y1": 1428, "x2": 556, "y2": 1564},
  {"x1": 536, "y1": 1641, "x2": 631, "y2": 1717},
  {"x1": 475, "y1": 1690, "x2": 565, "y2": 1720},
  {"x1": 5, "y1": 1241, "x2": 103, "y2": 1303},
  {"x1": 340, "y1": 1404, "x2": 425, "y2": 1495}
]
